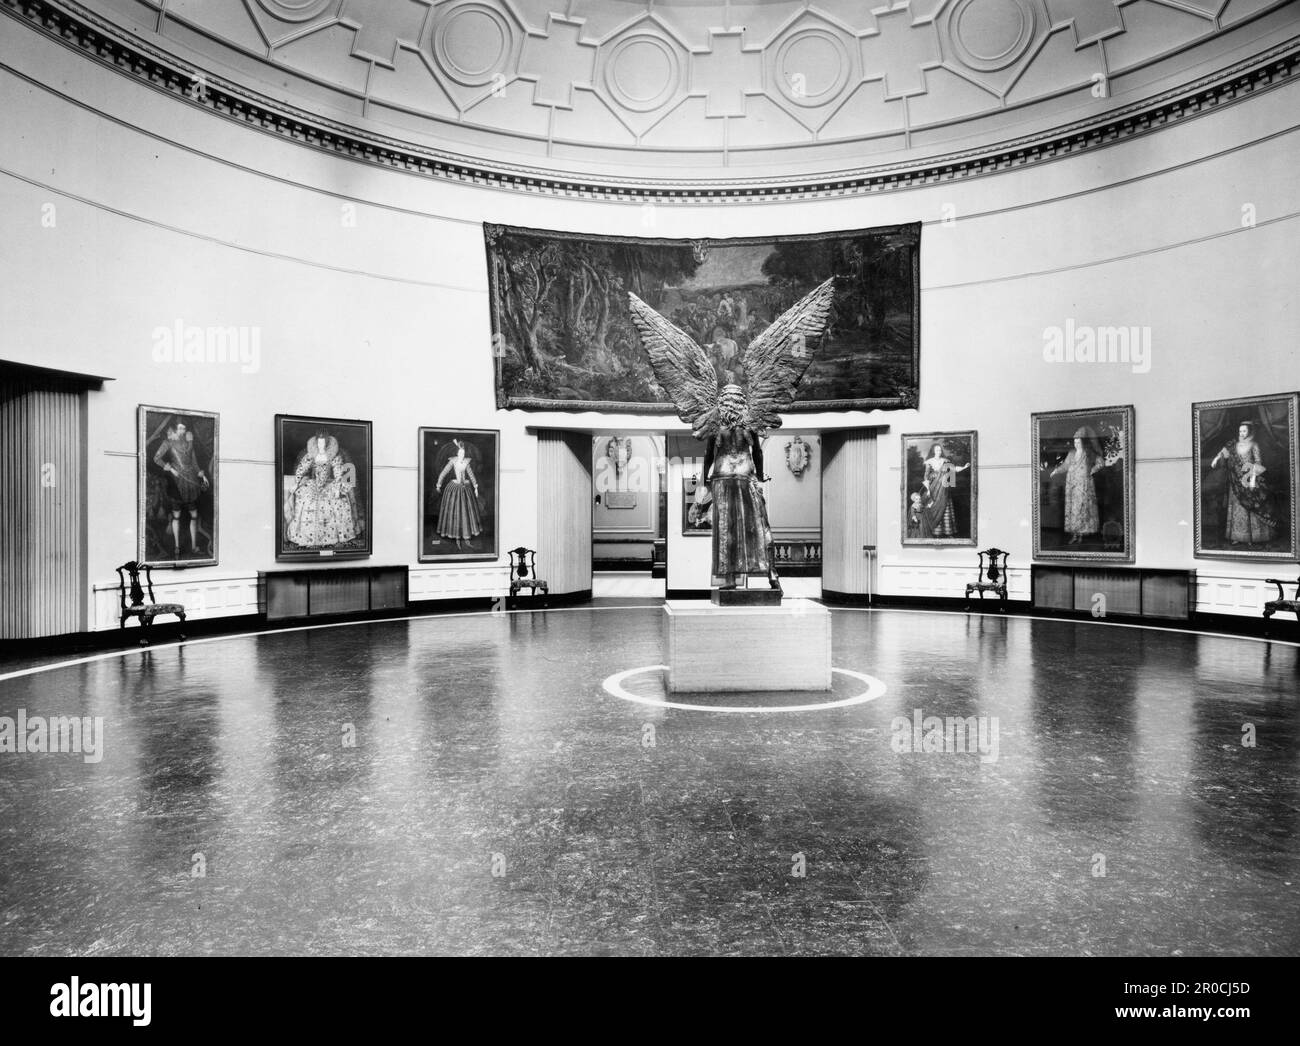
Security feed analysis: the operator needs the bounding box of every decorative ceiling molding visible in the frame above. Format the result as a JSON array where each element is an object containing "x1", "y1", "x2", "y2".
[
  {"x1": 2, "y1": 0, "x2": 1298, "y2": 202},
  {"x1": 947, "y1": 0, "x2": 1039, "y2": 73}
]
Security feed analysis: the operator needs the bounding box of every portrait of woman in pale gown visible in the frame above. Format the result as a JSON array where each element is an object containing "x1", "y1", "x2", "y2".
[
  {"x1": 420, "y1": 428, "x2": 499, "y2": 561},
  {"x1": 1194, "y1": 395, "x2": 1298, "y2": 560},
  {"x1": 1033, "y1": 406, "x2": 1134, "y2": 561},
  {"x1": 1210, "y1": 421, "x2": 1280, "y2": 546},
  {"x1": 285, "y1": 431, "x2": 361, "y2": 548},
  {"x1": 435, "y1": 439, "x2": 483, "y2": 551},
  {"x1": 1049, "y1": 427, "x2": 1104, "y2": 544}
]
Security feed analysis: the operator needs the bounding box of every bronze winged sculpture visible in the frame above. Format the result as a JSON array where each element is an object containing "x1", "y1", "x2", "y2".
[{"x1": 628, "y1": 277, "x2": 838, "y2": 592}]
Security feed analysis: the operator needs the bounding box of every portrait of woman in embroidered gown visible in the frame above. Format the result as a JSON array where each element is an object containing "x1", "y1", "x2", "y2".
[
  {"x1": 901, "y1": 432, "x2": 976, "y2": 546},
  {"x1": 274, "y1": 415, "x2": 372, "y2": 561},
  {"x1": 420, "y1": 428, "x2": 499, "y2": 561},
  {"x1": 1194, "y1": 393, "x2": 1298, "y2": 561},
  {"x1": 1033, "y1": 406, "x2": 1134, "y2": 562},
  {"x1": 286, "y1": 432, "x2": 360, "y2": 547}
]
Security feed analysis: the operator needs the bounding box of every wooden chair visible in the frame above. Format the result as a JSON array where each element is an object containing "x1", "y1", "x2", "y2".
[
  {"x1": 965, "y1": 548, "x2": 1009, "y2": 612},
  {"x1": 116, "y1": 561, "x2": 186, "y2": 644},
  {"x1": 507, "y1": 547, "x2": 549, "y2": 608},
  {"x1": 1262, "y1": 572, "x2": 1299, "y2": 635}
]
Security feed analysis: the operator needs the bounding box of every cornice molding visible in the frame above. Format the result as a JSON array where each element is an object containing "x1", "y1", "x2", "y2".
[{"x1": 4, "y1": 0, "x2": 1299, "y2": 203}]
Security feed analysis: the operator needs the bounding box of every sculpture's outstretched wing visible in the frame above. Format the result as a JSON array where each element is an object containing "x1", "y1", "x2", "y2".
[
  {"x1": 628, "y1": 291, "x2": 720, "y2": 438},
  {"x1": 740, "y1": 276, "x2": 838, "y2": 432}
]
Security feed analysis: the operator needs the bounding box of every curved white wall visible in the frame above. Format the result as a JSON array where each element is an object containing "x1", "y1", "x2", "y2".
[{"x1": 1, "y1": 19, "x2": 1297, "y2": 628}]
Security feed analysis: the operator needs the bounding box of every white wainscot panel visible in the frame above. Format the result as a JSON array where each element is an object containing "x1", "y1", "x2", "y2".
[
  {"x1": 780, "y1": 576, "x2": 822, "y2": 599},
  {"x1": 593, "y1": 572, "x2": 665, "y2": 598},
  {"x1": 880, "y1": 562, "x2": 1031, "y2": 602},
  {"x1": 1194, "y1": 572, "x2": 1289, "y2": 617},
  {"x1": 409, "y1": 565, "x2": 511, "y2": 602},
  {"x1": 92, "y1": 573, "x2": 259, "y2": 631}
]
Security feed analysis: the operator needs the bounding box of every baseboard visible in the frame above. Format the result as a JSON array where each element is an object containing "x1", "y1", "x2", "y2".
[
  {"x1": 868, "y1": 592, "x2": 1003, "y2": 611},
  {"x1": 0, "y1": 594, "x2": 515, "y2": 664},
  {"x1": 826, "y1": 591, "x2": 1300, "y2": 642},
  {"x1": 527, "y1": 589, "x2": 592, "y2": 608},
  {"x1": 5, "y1": 590, "x2": 1292, "y2": 667},
  {"x1": 821, "y1": 589, "x2": 880, "y2": 608}
]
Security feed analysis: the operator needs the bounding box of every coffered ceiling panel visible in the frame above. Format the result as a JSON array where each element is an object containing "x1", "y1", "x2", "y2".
[
  {"x1": 15, "y1": 0, "x2": 1300, "y2": 186},
  {"x1": 1004, "y1": 18, "x2": 1112, "y2": 106},
  {"x1": 818, "y1": 80, "x2": 909, "y2": 142},
  {"x1": 1225, "y1": 0, "x2": 1286, "y2": 23}
]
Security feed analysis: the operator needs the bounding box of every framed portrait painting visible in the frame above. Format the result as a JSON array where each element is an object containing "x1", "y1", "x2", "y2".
[
  {"x1": 275, "y1": 414, "x2": 372, "y2": 561},
  {"x1": 1032, "y1": 405, "x2": 1135, "y2": 562},
  {"x1": 901, "y1": 431, "x2": 976, "y2": 546},
  {"x1": 418, "y1": 428, "x2": 498, "y2": 561},
  {"x1": 682, "y1": 472, "x2": 712, "y2": 536},
  {"x1": 1193, "y1": 392, "x2": 1298, "y2": 560},
  {"x1": 138, "y1": 405, "x2": 218, "y2": 567}
]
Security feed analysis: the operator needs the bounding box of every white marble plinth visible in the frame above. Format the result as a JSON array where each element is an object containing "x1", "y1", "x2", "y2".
[{"x1": 664, "y1": 599, "x2": 832, "y2": 693}]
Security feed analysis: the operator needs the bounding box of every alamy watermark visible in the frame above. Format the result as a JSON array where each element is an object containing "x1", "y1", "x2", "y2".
[
  {"x1": 50, "y1": 978, "x2": 150, "y2": 1026},
  {"x1": 0, "y1": 710, "x2": 104, "y2": 763},
  {"x1": 151, "y1": 319, "x2": 261, "y2": 374},
  {"x1": 891, "y1": 708, "x2": 999, "y2": 764},
  {"x1": 1043, "y1": 319, "x2": 1151, "y2": 374}
]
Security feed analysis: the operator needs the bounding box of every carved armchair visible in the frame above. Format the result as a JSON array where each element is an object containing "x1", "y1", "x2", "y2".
[
  {"x1": 1263, "y1": 573, "x2": 1299, "y2": 635},
  {"x1": 116, "y1": 561, "x2": 186, "y2": 644},
  {"x1": 507, "y1": 547, "x2": 549, "y2": 608},
  {"x1": 965, "y1": 548, "x2": 1010, "y2": 612}
]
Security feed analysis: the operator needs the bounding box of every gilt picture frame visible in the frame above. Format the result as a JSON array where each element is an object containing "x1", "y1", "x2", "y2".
[
  {"x1": 418, "y1": 428, "x2": 499, "y2": 562},
  {"x1": 1032, "y1": 405, "x2": 1135, "y2": 563},
  {"x1": 901, "y1": 431, "x2": 977, "y2": 547},
  {"x1": 1192, "y1": 392, "x2": 1298, "y2": 561},
  {"x1": 274, "y1": 414, "x2": 372, "y2": 562},
  {"x1": 138, "y1": 405, "x2": 219, "y2": 568}
]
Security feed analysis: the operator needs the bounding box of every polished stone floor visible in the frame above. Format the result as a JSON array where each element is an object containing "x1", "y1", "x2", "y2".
[{"x1": 0, "y1": 606, "x2": 1297, "y2": 956}]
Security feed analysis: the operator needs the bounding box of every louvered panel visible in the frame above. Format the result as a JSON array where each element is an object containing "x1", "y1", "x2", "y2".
[
  {"x1": 536, "y1": 431, "x2": 592, "y2": 595},
  {"x1": 308, "y1": 572, "x2": 370, "y2": 615},
  {"x1": 0, "y1": 375, "x2": 86, "y2": 638},
  {"x1": 1074, "y1": 569, "x2": 1142, "y2": 616},
  {"x1": 1142, "y1": 573, "x2": 1192, "y2": 619},
  {"x1": 369, "y1": 567, "x2": 408, "y2": 610},
  {"x1": 821, "y1": 429, "x2": 877, "y2": 596},
  {"x1": 1033, "y1": 566, "x2": 1074, "y2": 610}
]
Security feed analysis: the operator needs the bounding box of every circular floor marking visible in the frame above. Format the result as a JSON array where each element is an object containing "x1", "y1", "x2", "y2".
[{"x1": 600, "y1": 665, "x2": 887, "y2": 713}]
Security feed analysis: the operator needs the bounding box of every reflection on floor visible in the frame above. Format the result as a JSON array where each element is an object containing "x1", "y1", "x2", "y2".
[{"x1": 0, "y1": 607, "x2": 1297, "y2": 956}]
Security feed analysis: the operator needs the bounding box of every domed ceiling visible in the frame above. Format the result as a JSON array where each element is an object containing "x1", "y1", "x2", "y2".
[{"x1": 11, "y1": 0, "x2": 1300, "y2": 193}]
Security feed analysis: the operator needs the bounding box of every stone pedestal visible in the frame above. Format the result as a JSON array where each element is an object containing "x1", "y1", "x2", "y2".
[
  {"x1": 664, "y1": 599, "x2": 832, "y2": 693},
  {"x1": 711, "y1": 587, "x2": 782, "y2": 606}
]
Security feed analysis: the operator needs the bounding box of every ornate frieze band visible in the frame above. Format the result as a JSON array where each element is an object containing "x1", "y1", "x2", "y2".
[{"x1": 3, "y1": 0, "x2": 1298, "y2": 203}]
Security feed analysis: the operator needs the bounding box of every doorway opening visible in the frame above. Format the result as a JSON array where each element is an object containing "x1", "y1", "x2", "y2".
[{"x1": 591, "y1": 432, "x2": 667, "y2": 598}]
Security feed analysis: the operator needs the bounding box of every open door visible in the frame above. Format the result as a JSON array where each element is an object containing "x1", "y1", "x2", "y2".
[
  {"x1": 821, "y1": 429, "x2": 877, "y2": 602},
  {"x1": 536, "y1": 430, "x2": 593, "y2": 597}
]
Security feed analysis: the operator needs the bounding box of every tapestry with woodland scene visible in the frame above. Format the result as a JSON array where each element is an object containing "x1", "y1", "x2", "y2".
[{"x1": 485, "y1": 223, "x2": 920, "y2": 413}]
